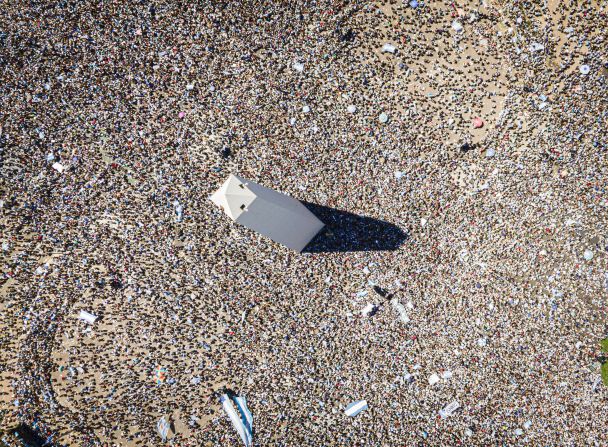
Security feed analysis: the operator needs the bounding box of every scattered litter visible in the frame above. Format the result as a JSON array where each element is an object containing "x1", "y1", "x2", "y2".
[
  {"x1": 174, "y1": 201, "x2": 184, "y2": 222},
  {"x1": 592, "y1": 376, "x2": 601, "y2": 391},
  {"x1": 529, "y1": 42, "x2": 545, "y2": 52},
  {"x1": 382, "y1": 43, "x2": 396, "y2": 54},
  {"x1": 438, "y1": 400, "x2": 460, "y2": 418},
  {"x1": 157, "y1": 416, "x2": 173, "y2": 441},
  {"x1": 452, "y1": 21, "x2": 463, "y2": 33},
  {"x1": 477, "y1": 183, "x2": 489, "y2": 193},
  {"x1": 403, "y1": 372, "x2": 414, "y2": 383},
  {"x1": 361, "y1": 303, "x2": 377, "y2": 316},
  {"x1": 189, "y1": 415, "x2": 200, "y2": 427},
  {"x1": 390, "y1": 298, "x2": 410, "y2": 324},
  {"x1": 428, "y1": 373, "x2": 440, "y2": 386},
  {"x1": 78, "y1": 311, "x2": 98, "y2": 324},
  {"x1": 552, "y1": 289, "x2": 563, "y2": 298},
  {"x1": 345, "y1": 400, "x2": 368, "y2": 417},
  {"x1": 155, "y1": 366, "x2": 167, "y2": 385}
]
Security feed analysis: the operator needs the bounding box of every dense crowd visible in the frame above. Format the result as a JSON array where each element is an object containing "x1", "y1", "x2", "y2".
[{"x1": 1, "y1": 0, "x2": 607, "y2": 446}]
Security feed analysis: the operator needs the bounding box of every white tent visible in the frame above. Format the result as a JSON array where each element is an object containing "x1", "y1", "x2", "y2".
[{"x1": 210, "y1": 174, "x2": 324, "y2": 252}]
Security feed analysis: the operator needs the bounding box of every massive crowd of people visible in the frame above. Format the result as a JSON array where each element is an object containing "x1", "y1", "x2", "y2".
[{"x1": 1, "y1": 0, "x2": 607, "y2": 446}]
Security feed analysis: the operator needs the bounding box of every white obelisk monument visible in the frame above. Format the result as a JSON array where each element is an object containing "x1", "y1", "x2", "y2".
[{"x1": 210, "y1": 174, "x2": 324, "y2": 252}]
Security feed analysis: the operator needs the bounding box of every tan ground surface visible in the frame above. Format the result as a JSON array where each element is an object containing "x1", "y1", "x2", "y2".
[{"x1": 1, "y1": 0, "x2": 607, "y2": 446}]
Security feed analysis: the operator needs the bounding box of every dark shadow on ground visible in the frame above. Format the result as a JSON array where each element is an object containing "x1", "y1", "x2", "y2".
[
  {"x1": 6, "y1": 424, "x2": 47, "y2": 447},
  {"x1": 301, "y1": 202, "x2": 408, "y2": 253}
]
